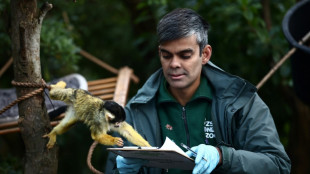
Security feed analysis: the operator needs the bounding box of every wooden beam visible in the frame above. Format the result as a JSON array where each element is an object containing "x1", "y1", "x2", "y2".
[
  {"x1": 113, "y1": 66, "x2": 133, "y2": 107},
  {"x1": 87, "y1": 77, "x2": 117, "y2": 86},
  {"x1": 0, "y1": 57, "x2": 13, "y2": 78},
  {"x1": 79, "y1": 49, "x2": 139, "y2": 84}
]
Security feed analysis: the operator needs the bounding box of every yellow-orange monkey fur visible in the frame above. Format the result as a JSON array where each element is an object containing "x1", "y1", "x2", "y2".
[{"x1": 43, "y1": 81, "x2": 151, "y2": 149}]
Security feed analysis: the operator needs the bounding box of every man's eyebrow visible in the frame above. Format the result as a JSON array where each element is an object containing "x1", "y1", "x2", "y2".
[
  {"x1": 159, "y1": 48, "x2": 171, "y2": 54},
  {"x1": 178, "y1": 48, "x2": 194, "y2": 54},
  {"x1": 159, "y1": 48, "x2": 194, "y2": 54}
]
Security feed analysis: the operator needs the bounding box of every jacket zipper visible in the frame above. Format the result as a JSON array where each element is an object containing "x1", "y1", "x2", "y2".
[{"x1": 182, "y1": 106, "x2": 190, "y2": 146}]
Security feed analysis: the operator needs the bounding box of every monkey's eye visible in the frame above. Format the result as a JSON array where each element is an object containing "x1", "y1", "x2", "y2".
[{"x1": 114, "y1": 122, "x2": 121, "y2": 128}]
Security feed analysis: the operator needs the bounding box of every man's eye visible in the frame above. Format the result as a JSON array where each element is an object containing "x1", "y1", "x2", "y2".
[
  {"x1": 162, "y1": 53, "x2": 172, "y2": 59},
  {"x1": 181, "y1": 55, "x2": 191, "y2": 59}
]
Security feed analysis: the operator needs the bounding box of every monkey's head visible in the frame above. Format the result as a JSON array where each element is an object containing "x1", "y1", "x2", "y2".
[{"x1": 103, "y1": 101, "x2": 126, "y2": 127}]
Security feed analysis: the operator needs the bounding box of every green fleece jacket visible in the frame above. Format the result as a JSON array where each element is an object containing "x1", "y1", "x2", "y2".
[{"x1": 105, "y1": 62, "x2": 291, "y2": 174}]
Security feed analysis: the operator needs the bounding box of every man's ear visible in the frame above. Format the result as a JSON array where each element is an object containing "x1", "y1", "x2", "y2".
[{"x1": 202, "y1": 45, "x2": 212, "y2": 65}]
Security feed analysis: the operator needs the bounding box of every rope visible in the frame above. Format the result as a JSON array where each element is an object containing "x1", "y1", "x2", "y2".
[
  {"x1": 87, "y1": 141, "x2": 104, "y2": 174},
  {"x1": 11, "y1": 79, "x2": 51, "y2": 89},
  {"x1": 0, "y1": 79, "x2": 104, "y2": 174},
  {"x1": 0, "y1": 79, "x2": 50, "y2": 115},
  {"x1": 1, "y1": 79, "x2": 104, "y2": 174}
]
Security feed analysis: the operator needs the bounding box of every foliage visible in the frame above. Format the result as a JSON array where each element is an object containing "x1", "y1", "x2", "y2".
[
  {"x1": 0, "y1": 0, "x2": 299, "y2": 173},
  {"x1": 0, "y1": 1, "x2": 81, "y2": 86},
  {"x1": 40, "y1": 18, "x2": 81, "y2": 81},
  {"x1": 0, "y1": 155, "x2": 23, "y2": 174}
]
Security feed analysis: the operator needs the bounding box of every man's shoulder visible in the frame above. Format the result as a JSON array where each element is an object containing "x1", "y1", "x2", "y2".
[
  {"x1": 203, "y1": 62, "x2": 256, "y2": 102},
  {"x1": 128, "y1": 69, "x2": 163, "y2": 105}
]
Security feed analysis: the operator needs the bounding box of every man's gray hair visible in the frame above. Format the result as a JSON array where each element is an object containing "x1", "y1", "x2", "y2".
[{"x1": 157, "y1": 8, "x2": 209, "y2": 55}]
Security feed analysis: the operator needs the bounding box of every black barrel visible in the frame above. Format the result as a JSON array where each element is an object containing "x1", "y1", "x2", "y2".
[{"x1": 282, "y1": 0, "x2": 310, "y2": 105}]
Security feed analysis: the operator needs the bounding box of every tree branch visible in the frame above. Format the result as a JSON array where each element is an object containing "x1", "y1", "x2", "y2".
[{"x1": 38, "y1": 2, "x2": 53, "y2": 24}]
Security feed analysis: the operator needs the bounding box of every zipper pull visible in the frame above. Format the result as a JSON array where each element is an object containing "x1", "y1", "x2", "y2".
[{"x1": 182, "y1": 107, "x2": 186, "y2": 119}]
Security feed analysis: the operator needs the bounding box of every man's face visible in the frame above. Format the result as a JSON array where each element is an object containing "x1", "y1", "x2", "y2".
[{"x1": 159, "y1": 35, "x2": 211, "y2": 91}]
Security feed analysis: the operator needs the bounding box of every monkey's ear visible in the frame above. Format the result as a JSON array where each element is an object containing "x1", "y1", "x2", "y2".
[
  {"x1": 104, "y1": 109, "x2": 115, "y2": 121},
  {"x1": 103, "y1": 101, "x2": 126, "y2": 123}
]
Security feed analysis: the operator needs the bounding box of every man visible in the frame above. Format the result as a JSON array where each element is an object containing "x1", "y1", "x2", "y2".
[{"x1": 105, "y1": 8, "x2": 291, "y2": 174}]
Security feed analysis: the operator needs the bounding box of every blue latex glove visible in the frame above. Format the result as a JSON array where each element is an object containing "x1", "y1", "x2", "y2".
[
  {"x1": 116, "y1": 155, "x2": 147, "y2": 174},
  {"x1": 185, "y1": 144, "x2": 220, "y2": 174}
]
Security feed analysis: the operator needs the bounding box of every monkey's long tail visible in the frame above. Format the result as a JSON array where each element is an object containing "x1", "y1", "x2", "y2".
[{"x1": 87, "y1": 141, "x2": 104, "y2": 174}]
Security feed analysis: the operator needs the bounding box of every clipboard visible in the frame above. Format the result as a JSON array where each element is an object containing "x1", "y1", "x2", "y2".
[{"x1": 107, "y1": 137, "x2": 195, "y2": 170}]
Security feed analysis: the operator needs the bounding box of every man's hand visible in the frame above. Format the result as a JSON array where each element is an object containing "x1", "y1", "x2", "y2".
[
  {"x1": 116, "y1": 155, "x2": 147, "y2": 174},
  {"x1": 185, "y1": 144, "x2": 221, "y2": 174}
]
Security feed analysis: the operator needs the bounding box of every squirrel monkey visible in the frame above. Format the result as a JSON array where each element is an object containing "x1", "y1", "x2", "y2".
[{"x1": 43, "y1": 81, "x2": 151, "y2": 149}]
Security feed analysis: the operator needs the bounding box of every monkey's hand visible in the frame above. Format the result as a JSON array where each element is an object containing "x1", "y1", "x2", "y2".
[
  {"x1": 50, "y1": 81, "x2": 67, "y2": 89},
  {"x1": 114, "y1": 137, "x2": 124, "y2": 147},
  {"x1": 42, "y1": 132, "x2": 57, "y2": 149},
  {"x1": 116, "y1": 122, "x2": 151, "y2": 147},
  {"x1": 92, "y1": 133, "x2": 124, "y2": 146}
]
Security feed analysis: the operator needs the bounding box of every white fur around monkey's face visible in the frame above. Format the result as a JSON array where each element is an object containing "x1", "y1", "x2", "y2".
[
  {"x1": 104, "y1": 109, "x2": 122, "y2": 128},
  {"x1": 105, "y1": 109, "x2": 115, "y2": 120},
  {"x1": 103, "y1": 101, "x2": 126, "y2": 123}
]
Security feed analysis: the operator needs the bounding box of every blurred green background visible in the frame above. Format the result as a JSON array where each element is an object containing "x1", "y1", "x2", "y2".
[{"x1": 0, "y1": 0, "x2": 307, "y2": 173}]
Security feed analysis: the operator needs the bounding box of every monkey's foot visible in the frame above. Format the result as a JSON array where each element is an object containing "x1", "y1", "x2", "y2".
[
  {"x1": 51, "y1": 81, "x2": 67, "y2": 89},
  {"x1": 42, "y1": 133, "x2": 57, "y2": 149}
]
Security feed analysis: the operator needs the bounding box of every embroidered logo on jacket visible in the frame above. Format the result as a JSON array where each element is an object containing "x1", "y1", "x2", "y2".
[
  {"x1": 204, "y1": 119, "x2": 215, "y2": 139},
  {"x1": 165, "y1": 124, "x2": 173, "y2": 130}
]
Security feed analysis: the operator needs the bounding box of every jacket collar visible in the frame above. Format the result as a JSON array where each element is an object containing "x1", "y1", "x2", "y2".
[
  {"x1": 130, "y1": 68, "x2": 163, "y2": 104},
  {"x1": 130, "y1": 62, "x2": 256, "y2": 107}
]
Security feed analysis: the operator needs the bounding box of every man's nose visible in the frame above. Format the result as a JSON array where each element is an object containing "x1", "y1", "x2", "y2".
[{"x1": 170, "y1": 57, "x2": 181, "y2": 68}]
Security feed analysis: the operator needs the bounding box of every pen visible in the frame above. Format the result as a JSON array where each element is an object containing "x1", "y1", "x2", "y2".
[{"x1": 181, "y1": 143, "x2": 208, "y2": 162}]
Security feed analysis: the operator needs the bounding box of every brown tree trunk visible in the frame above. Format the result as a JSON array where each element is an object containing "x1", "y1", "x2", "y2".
[
  {"x1": 10, "y1": 0, "x2": 58, "y2": 173},
  {"x1": 261, "y1": 0, "x2": 272, "y2": 31}
]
